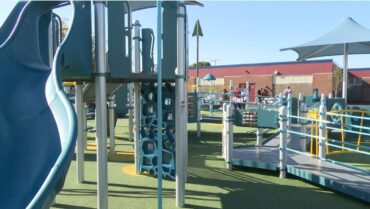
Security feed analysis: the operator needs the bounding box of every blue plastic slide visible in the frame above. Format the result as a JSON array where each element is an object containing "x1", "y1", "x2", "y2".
[{"x1": 0, "y1": 1, "x2": 78, "y2": 208}]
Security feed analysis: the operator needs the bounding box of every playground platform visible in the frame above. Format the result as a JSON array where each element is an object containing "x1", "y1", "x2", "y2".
[{"x1": 232, "y1": 125, "x2": 370, "y2": 203}]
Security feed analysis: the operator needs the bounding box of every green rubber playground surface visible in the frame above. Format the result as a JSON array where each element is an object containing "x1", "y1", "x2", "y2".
[{"x1": 51, "y1": 119, "x2": 369, "y2": 209}]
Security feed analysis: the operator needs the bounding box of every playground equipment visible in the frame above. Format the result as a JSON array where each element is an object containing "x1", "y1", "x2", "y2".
[
  {"x1": 308, "y1": 105, "x2": 370, "y2": 156},
  {"x1": 228, "y1": 91, "x2": 370, "y2": 203},
  {"x1": 0, "y1": 1, "x2": 79, "y2": 208},
  {"x1": 0, "y1": 1, "x2": 201, "y2": 208}
]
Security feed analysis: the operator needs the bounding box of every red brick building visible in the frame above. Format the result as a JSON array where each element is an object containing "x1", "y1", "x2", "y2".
[
  {"x1": 348, "y1": 68, "x2": 370, "y2": 103},
  {"x1": 189, "y1": 59, "x2": 336, "y2": 98}
]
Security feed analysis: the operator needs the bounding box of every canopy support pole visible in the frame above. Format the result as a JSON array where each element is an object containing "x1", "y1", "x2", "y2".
[{"x1": 343, "y1": 43, "x2": 348, "y2": 105}]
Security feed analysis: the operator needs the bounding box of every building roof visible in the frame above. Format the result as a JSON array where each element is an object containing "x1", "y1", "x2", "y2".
[
  {"x1": 349, "y1": 68, "x2": 370, "y2": 78},
  {"x1": 189, "y1": 59, "x2": 334, "y2": 78}
]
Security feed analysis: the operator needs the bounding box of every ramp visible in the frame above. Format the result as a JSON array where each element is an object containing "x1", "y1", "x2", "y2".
[{"x1": 232, "y1": 125, "x2": 370, "y2": 203}]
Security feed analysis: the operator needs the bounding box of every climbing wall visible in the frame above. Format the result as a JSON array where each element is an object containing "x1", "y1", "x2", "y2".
[{"x1": 139, "y1": 83, "x2": 176, "y2": 179}]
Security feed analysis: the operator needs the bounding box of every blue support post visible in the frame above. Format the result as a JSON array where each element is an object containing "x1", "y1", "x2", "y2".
[{"x1": 156, "y1": 1, "x2": 163, "y2": 208}]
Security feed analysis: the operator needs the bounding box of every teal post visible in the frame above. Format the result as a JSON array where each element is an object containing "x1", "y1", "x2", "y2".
[{"x1": 156, "y1": 1, "x2": 163, "y2": 209}]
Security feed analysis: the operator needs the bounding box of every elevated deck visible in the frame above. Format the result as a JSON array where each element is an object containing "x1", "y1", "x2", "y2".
[{"x1": 232, "y1": 125, "x2": 370, "y2": 203}]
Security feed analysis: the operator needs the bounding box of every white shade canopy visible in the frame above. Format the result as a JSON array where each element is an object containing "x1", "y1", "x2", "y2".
[{"x1": 281, "y1": 17, "x2": 370, "y2": 61}]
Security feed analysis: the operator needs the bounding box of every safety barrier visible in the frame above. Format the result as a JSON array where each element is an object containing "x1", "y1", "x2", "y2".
[{"x1": 278, "y1": 94, "x2": 370, "y2": 178}]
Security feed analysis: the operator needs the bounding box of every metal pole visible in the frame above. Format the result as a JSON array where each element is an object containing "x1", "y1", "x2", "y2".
[
  {"x1": 75, "y1": 83, "x2": 84, "y2": 183},
  {"x1": 225, "y1": 104, "x2": 233, "y2": 170},
  {"x1": 343, "y1": 43, "x2": 348, "y2": 105},
  {"x1": 229, "y1": 80, "x2": 233, "y2": 105},
  {"x1": 196, "y1": 77, "x2": 201, "y2": 138},
  {"x1": 319, "y1": 94, "x2": 327, "y2": 160},
  {"x1": 300, "y1": 102, "x2": 308, "y2": 152},
  {"x1": 108, "y1": 96, "x2": 116, "y2": 154},
  {"x1": 156, "y1": 1, "x2": 163, "y2": 209},
  {"x1": 279, "y1": 93, "x2": 283, "y2": 106},
  {"x1": 83, "y1": 102, "x2": 87, "y2": 149},
  {"x1": 256, "y1": 102, "x2": 262, "y2": 147},
  {"x1": 222, "y1": 103, "x2": 227, "y2": 159},
  {"x1": 94, "y1": 2, "x2": 108, "y2": 209},
  {"x1": 176, "y1": 3, "x2": 186, "y2": 207},
  {"x1": 195, "y1": 31, "x2": 199, "y2": 82},
  {"x1": 133, "y1": 20, "x2": 141, "y2": 174},
  {"x1": 245, "y1": 81, "x2": 249, "y2": 109},
  {"x1": 287, "y1": 93, "x2": 292, "y2": 127},
  {"x1": 298, "y1": 93, "x2": 303, "y2": 124},
  {"x1": 279, "y1": 106, "x2": 287, "y2": 178},
  {"x1": 128, "y1": 83, "x2": 134, "y2": 141}
]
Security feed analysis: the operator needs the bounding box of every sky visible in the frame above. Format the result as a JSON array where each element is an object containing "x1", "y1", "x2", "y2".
[{"x1": 1, "y1": 1, "x2": 370, "y2": 69}]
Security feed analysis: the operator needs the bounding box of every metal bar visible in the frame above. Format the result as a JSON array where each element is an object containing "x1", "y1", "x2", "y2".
[
  {"x1": 285, "y1": 147, "x2": 314, "y2": 157},
  {"x1": 327, "y1": 143, "x2": 370, "y2": 156},
  {"x1": 343, "y1": 43, "x2": 348, "y2": 104},
  {"x1": 82, "y1": 102, "x2": 87, "y2": 149},
  {"x1": 256, "y1": 102, "x2": 262, "y2": 147},
  {"x1": 300, "y1": 102, "x2": 308, "y2": 152},
  {"x1": 327, "y1": 112, "x2": 370, "y2": 120},
  {"x1": 133, "y1": 20, "x2": 141, "y2": 174},
  {"x1": 226, "y1": 104, "x2": 234, "y2": 170},
  {"x1": 125, "y1": 2, "x2": 133, "y2": 142},
  {"x1": 324, "y1": 158, "x2": 370, "y2": 175},
  {"x1": 128, "y1": 83, "x2": 134, "y2": 141},
  {"x1": 75, "y1": 83, "x2": 84, "y2": 183},
  {"x1": 340, "y1": 116, "x2": 344, "y2": 150},
  {"x1": 327, "y1": 126, "x2": 370, "y2": 137},
  {"x1": 108, "y1": 96, "x2": 115, "y2": 153},
  {"x1": 176, "y1": 3, "x2": 186, "y2": 207},
  {"x1": 222, "y1": 103, "x2": 227, "y2": 159},
  {"x1": 287, "y1": 129, "x2": 321, "y2": 140},
  {"x1": 357, "y1": 112, "x2": 364, "y2": 150},
  {"x1": 327, "y1": 138, "x2": 370, "y2": 151},
  {"x1": 287, "y1": 93, "x2": 292, "y2": 127},
  {"x1": 319, "y1": 94, "x2": 327, "y2": 159},
  {"x1": 156, "y1": 1, "x2": 163, "y2": 208},
  {"x1": 279, "y1": 106, "x2": 287, "y2": 178},
  {"x1": 94, "y1": 2, "x2": 108, "y2": 209},
  {"x1": 196, "y1": 78, "x2": 201, "y2": 137}
]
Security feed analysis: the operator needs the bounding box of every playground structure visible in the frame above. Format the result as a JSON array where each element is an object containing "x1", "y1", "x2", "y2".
[
  {"x1": 0, "y1": 1, "x2": 203, "y2": 208},
  {"x1": 220, "y1": 90, "x2": 370, "y2": 203},
  {"x1": 1, "y1": 1, "x2": 370, "y2": 209}
]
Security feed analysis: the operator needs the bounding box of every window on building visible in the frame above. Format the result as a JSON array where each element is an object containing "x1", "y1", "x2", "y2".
[
  {"x1": 273, "y1": 75, "x2": 313, "y2": 84},
  {"x1": 348, "y1": 77, "x2": 362, "y2": 86}
]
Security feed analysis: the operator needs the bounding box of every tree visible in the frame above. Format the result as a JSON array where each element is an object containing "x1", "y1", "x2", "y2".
[
  {"x1": 332, "y1": 66, "x2": 343, "y2": 97},
  {"x1": 190, "y1": 61, "x2": 211, "y2": 67}
]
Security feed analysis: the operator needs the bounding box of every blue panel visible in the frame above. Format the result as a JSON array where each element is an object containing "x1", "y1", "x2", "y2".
[
  {"x1": 107, "y1": 1, "x2": 131, "y2": 78},
  {"x1": 162, "y1": 2, "x2": 177, "y2": 79},
  {"x1": 61, "y1": 1, "x2": 92, "y2": 81},
  {"x1": 142, "y1": 28, "x2": 155, "y2": 74},
  {"x1": 114, "y1": 85, "x2": 128, "y2": 117}
]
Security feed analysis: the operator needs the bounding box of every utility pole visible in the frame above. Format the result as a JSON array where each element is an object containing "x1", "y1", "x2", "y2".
[
  {"x1": 192, "y1": 19, "x2": 203, "y2": 85},
  {"x1": 210, "y1": 58, "x2": 220, "y2": 66}
]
